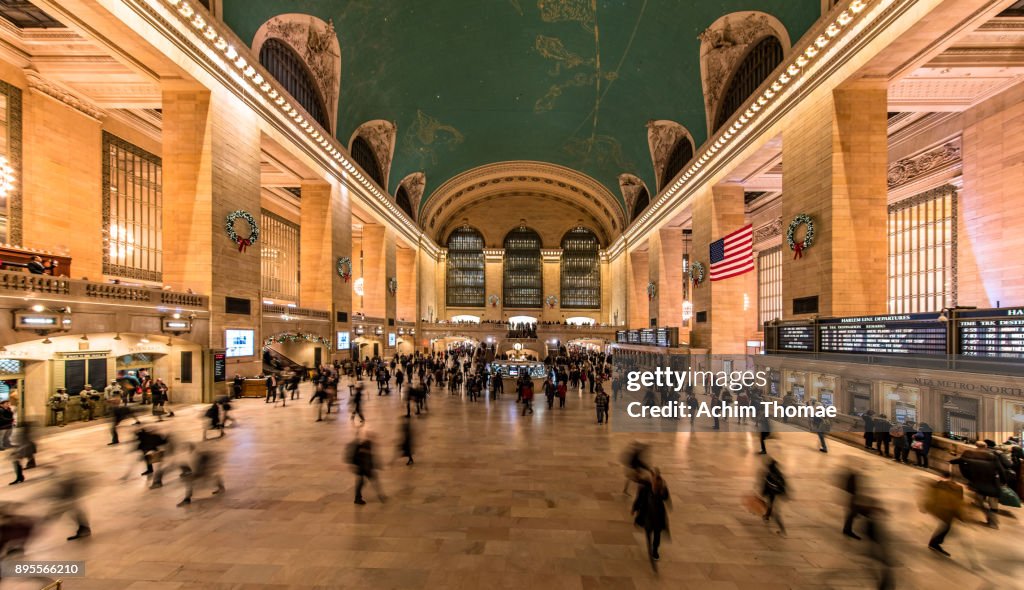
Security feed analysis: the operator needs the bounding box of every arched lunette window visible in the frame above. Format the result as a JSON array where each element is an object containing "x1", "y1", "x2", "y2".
[
  {"x1": 560, "y1": 227, "x2": 600, "y2": 309},
  {"x1": 258, "y1": 38, "x2": 330, "y2": 131},
  {"x1": 446, "y1": 226, "x2": 485, "y2": 307},
  {"x1": 503, "y1": 227, "x2": 543, "y2": 308},
  {"x1": 713, "y1": 35, "x2": 783, "y2": 133},
  {"x1": 351, "y1": 136, "x2": 385, "y2": 188},
  {"x1": 631, "y1": 186, "x2": 650, "y2": 222},
  {"x1": 396, "y1": 186, "x2": 415, "y2": 220},
  {"x1": 661, "y1": 139, "x2": 693, "y2": 191}
]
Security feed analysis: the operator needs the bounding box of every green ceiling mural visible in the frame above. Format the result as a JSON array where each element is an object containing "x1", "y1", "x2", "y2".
[{"x1": 222, "y1": 0, "x2": 821, "y2": 208}]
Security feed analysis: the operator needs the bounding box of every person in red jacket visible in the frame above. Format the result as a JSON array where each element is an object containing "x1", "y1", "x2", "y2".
[
  {"x1": 557, "y1": 380, "x2": 567, "y2": 409},
  {"x1": 521, "y1": 381, "x2": 535, "y2": 416}
]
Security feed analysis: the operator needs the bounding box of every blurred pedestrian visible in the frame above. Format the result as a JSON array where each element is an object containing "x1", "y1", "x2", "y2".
[
  {"x1": 923, "y1": 471, "x2": 964, "y2": 557},
  {"x1": 632, "y1": 467, "x2": 671, "y2": 565},
  {"x1": 760, "y1": 457, "x2": 787, "y2": 536}
]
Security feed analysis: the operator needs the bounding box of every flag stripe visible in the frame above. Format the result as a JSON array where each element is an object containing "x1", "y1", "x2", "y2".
[{"x1": 709, "y1": 224, "x2": 755, "y2": 282}]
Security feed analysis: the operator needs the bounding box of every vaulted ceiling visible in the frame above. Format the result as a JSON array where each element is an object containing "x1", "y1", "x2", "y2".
[{"x1": 222, "y1": 0, "x2": 820, "y2": 211}]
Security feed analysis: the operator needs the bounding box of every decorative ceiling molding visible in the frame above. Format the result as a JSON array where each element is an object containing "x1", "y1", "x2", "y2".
[
  {"x1": 753, "y1": 217, "x2": 783, "y2": 243},
  {"x1": 350, "y1": 119, "x2": 397, "y2": 190},
  {"x1": 252, "y1": 13, "x2": 340, "y2": 133},
  {"x1": 617, "y1": 173, "x2": 648, "y2": 219},
  {"x1": 646, "y1": 120, "x2": 693, "y2": 192},
  {"x1": 887, "y1": 139, "x2": 962, "y2": 189},
  {"x1": 23, "y1": 68, "x2": 104, "y2": 120},
  {"x1": 422, "y1": 161, "x2": 625, "y2": 242}
]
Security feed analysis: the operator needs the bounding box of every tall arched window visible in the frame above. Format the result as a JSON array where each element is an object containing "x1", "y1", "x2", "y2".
[
  {"x1": 396, "y1": 186, "x2": 415, "y2": 220},
  {"x1": 631, "y1": 186, "x2": 650, "y2": 222},
  {"x1": 258, "y1": 38, "x2": 330, "y2": 130},
  {"x1": 446, "y1": 226, "x2": 485, "y2": 307},
  {"x1": 503, "y1": 227, "x2": 543, "y2": 308},
  {"x1": 351, "y1": 136, "x2": 385, "y2": 188},
  {"x1": 713, "y1": 36, "x2": 783, "y2": 133},
  {"x1": 560, "y1": 227, "x2": 601, "y2": 309},
  {"x1": 661, "y1": 139, "x2": 693, "y2": 191}
]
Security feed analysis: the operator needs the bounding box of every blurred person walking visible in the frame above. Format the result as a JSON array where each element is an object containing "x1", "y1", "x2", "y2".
[
  {"x1": 632, "y1": 468, "x2": 671, "y2": 565},
  {"x1": 923, "y1": 471, "x2": 965, "y2": 557}
]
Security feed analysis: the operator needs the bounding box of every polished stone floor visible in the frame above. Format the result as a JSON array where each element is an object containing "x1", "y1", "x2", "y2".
[{"x1": 2, "y1": 380, "x2": 1022, "y2": 590}]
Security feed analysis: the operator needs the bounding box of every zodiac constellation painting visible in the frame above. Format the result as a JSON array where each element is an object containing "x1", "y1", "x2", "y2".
[
  {"x1": 530, "y1": 0, "x2": 648, "y2": 174},
  {"x1": 401, "y1": 110, "x2": 465, "y2": 168}
]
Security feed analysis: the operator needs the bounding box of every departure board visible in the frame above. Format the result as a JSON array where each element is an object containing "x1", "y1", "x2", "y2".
[
  {"x1": 615, "y1": 331, "x2": 627, "y2": 344},
  {"x1": 818, "y1": 313, "x2": 947, "y2": 355},
  {"x1": 777, "y1": 324, "x2": 815, "y2": 352},
  {"x1": 957, "y1": 307, "x2": 1024, "y2": 360},
  {"x1": 640, "y1": 329, "x2": 657, "y2": 346},
  {"x1": 655, "y1": 328, "x2": 678, "y2": 348}
]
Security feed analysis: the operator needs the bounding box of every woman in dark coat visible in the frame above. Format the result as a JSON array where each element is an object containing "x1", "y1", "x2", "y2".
[
  {"x1": 954, "y1": 442, "x2": 1007, "y2": 528},
  {"x1": 761, "y1": 458, "x2": 787, "y2": 536},
  {"x1": 913, "y1": 422, "x2": 933, "y2": 468},
  {"x1": 632, "y1": 468, "x2": 670, "y2": 563}
]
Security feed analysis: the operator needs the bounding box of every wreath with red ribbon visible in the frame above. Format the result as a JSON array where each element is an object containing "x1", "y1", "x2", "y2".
[
  {"x1": 690, "y1": 261, "x2": 706, "y2": 288},
  {"x1": 647, "y1": 282, "x2": 657, "y2": 301},
  {"x1": 545, "y1": 295, "x2": 558, "y2": 309},
  {"x1": 488, "y1": 294, "x2": 499, "y2": 307},
  {"x1": 225, "y1": 210, "x2": 260, "y2": 253},
  {"x1": 786, "y1": 214, "x2": 815, "y2": 259},
  {"x1": 337, "y1": 257, "x2": 353, "y2": 282}
]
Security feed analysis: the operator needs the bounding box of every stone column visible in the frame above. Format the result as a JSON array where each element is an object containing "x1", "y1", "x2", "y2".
[
  {"x1": 647, "y1": 229, "x2": 684, "y2": 328},
  {"x1": 396, "y1": 246, "x2": 417, "y2": 323},
  {"x1": 483, "y1": 250, "x2": 503, "y2": 322},
  {"x1": 300, "y1": 179, "x2": 352, "y2": 358},
  {"x1": 359, "y1": 224, "x2": 387, "y2": 319},
  {"x1": 691, "y1": 184, "x2": 747, "y2": 354},
  {"x1": 542, "y1": 250, "x2": 561, "y2": 322},
  {"x1": 162, "y1": 87, "x2": 262, "y2": 385},
  {"x1": 781, "y1": 85, "x2": 888, "y2": 318},
  {"x1": 628, "y1": 248, "x2": 649, "y2": 328}
]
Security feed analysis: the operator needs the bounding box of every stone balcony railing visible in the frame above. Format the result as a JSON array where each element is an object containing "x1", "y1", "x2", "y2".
[
  {"x1": 0, "y1": 269, "x2": 208, "y2": 309},
  {"x1": 262, "y1": 302, "x2": 330, "y2": 321}
]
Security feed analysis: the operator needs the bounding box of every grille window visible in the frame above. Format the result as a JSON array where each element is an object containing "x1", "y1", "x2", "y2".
[
  {"x1": 661, "y1": 139, "x2": 693, "y2": 191},
  {"x1": 757, "y1": 246, "x2": 782, "y2": 328},
  {"x1": 503, "y1": 227, "x2": 543, "y2": 308},
  {"x1": 259, "y1": 38, "x2": 330, "y2": 130},
  {"x1": 103, "y1": 133, "x2": 162, "y2": 282},
  {"x1": 260, "y1": 210, "x2": 300, "y2": 302},
  {"x1": 560, "y1": 227, "x2": 600, "y2": 309},
  {"x1": 714, "y1": 36, "x2": 783, "y2": 133},
  {"x1": 631, "y1": 187, "x2": 650, "y2": 222},
  {"x1": 351, "y1": 136, "x2": 385, "y2": 188},
  {"x1": 446, "y1": 226, "x2": 485, "y2": 307},
  {"x1": 888, "y1": 187, "x2": 956, "y2": 314}
]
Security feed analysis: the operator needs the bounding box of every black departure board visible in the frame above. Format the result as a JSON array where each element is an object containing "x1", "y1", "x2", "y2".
[
  {"x1": 818, "y1": 313, "x2": 947, "y2": 355},
  {"x1": 627, "y1": 330, "x2": 641, "y2": 344},
  {"x1": 639, "y1": 329, "x2": 657, "y2": 346},
  {"x1": 957, "y1": 307, "x2": 1024, "y2": 360},
  {"x1": 213, "y1": 352, "x2": 227, "y2": 383},
  {"x1": 777, "y1": 324, "x2": 815, "y2": 352},
  {"x1": 655, "y1": 328, "x2": 678, "y2": 348}
]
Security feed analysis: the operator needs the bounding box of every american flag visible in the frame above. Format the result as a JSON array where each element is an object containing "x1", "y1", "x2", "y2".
[{"x1": 709, "y1": 224, "x2": 754, "y2": 281}]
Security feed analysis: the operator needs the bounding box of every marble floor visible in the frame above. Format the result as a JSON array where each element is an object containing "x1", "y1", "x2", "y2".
[{"x1": 1, "y1": 380, "x2": 1022, "y2": 590}]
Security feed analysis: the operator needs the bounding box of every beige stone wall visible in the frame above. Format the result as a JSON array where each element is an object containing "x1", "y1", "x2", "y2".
[
  {"x1": 781, "y1": 86, "x2": 888, "y2": 320},
  {"x1": 647, "y1": 228, "x2": 684, "y2": 328},
  {"x1": 22, "y1": 89, "x2": 103, "y2": 278},
  {"x1": 162, "y1": 88, "x2": 263, "y2": 383},
  {"x1": 690, "y1": 184, "x2": 747, "y2": 353},
  {"x1": 628, "y1": 249, "x2": 649, "y2": 328},
  {"x1": 958, "y1": 82, "x2": 1024, "y2": 308},
  {"x1": 396, "y1": 246, "x2": 417, "y2": 322},
  {"x1": 359, "y1": 224, "x2": 386, "y2": 318}
]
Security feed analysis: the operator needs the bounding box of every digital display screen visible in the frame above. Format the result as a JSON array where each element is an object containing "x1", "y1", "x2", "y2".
[
  {"x1": 337, "y1": 331, "x2": 350, "y2": 350},
  {"x1": 818, "y1": 313, "x2": 947, "y2": 355},
  {"x1": 777, "y1": 324, "x2": 815, "y2": 351},
  {"x1": 957, "y1": 307, "x2": 1024, "y2": 360},
  {"x1": 225, "y1": 329, "x2": 255, "y2": 358},
  {"x1": 388, "y1": 332, "x2": 396, "y2": 347},
  {"x1": 213, "y1": 352, "x2": 226, "y2": 383}
]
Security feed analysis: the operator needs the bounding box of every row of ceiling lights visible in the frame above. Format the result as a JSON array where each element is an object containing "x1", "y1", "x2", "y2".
[{"x1": 637, "y1": 0, "x2": 871, "y2": 229}]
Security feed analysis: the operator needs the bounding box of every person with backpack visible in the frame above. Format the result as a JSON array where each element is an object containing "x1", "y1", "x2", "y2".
[{"x1": 890, "y1": 421, "x2": 908, "y2": 464}]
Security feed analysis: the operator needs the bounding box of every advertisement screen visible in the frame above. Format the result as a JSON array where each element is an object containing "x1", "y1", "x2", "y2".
[
  {"x1": 388, "y1": 332, "x2": 397, "y2": 347},
  {"x1": 337, "y1": 331, "x2": 351, "y2": 350},
  {"x1": 225, "y1": 329, "x2": 255, "y2": 358}
]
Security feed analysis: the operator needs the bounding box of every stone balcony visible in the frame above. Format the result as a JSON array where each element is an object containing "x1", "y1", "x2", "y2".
[{"x1": 0, "y1": 269, "x2": 208, "y2": 309}]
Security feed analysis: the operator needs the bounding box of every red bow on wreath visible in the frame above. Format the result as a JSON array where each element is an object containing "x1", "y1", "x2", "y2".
[
  {"x1": 236, "y1": 238, "x2": 252, "y2": 253},
  {"x1": 341, "y1": 273, "x2": 351, "y2": 283},
  {"x1": 793, "y1": 241, "x2": 803, "y2": 260}
]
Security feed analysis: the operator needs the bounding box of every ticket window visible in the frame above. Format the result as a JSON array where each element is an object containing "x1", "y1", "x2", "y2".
[
  {"x1": 768, "y1": 370, "x2": 781, "y2": 398},
  {"x1": 884, "y1": 383, "x2": 920, "y2": 424},
  {"x1": 1005, "y1": 401, "x2": 1024, "y2": 443},
  {"x1": 942, "y1": 394, "x2": 979, "y2": 441},
  {"x1": 814, "y1": 375, "x2": 837, "y2": 407},
  {"x1": 847, "y1": 382, "x2": 872, "y2": 417},
  {"x1": 786, "y1": 371, "x2": 807, "y2": 403}
]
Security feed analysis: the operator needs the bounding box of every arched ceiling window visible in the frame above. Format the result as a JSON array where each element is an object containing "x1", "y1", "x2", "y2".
[
  {"x1": 713, "y1": 35, "x2": 783, "y2": 133},
  {"x1": 560, "y1": 227, "x2": 600, "y2": 309},
  {"x1": 661, "y1": 139, "x2": 694, "y2": 192},
  {"x1": 631, "y1": 186, "x2": 650, "y2": 222},
  {"x1": 258, "y1": 38, "x2": 330, "y2": 131},
  {"x1": 503, "y1": 227, "x2": 543, "y2": 309},
  {"x1": 351, "y1": 136, "x2": 386, "y2": 188},
  {"x1": 396, "y1": 185, "x2": 415, "y2": 220},
  {"x1": 446, "y1": 226, "x2": 485, "y2": 308}
]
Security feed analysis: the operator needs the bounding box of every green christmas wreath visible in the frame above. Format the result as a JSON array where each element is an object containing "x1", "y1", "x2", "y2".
[
  {"x1": 225, "y1": 210, "x2": 260, "y2": 252},
  {"x1": 786, "y1": 214, "x2": 815, "y2": 259}
]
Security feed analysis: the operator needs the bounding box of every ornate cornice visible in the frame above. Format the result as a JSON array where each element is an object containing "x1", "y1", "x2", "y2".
[
  {"x1": 887, "y1": 140, "x2": 961, "y2": 189},
  {"x1": 753, "y1": 217, "x2": 783, "y2": 243},
  {"x1": 23, "y1": 69, "x2": 104, "y2": 121}
]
